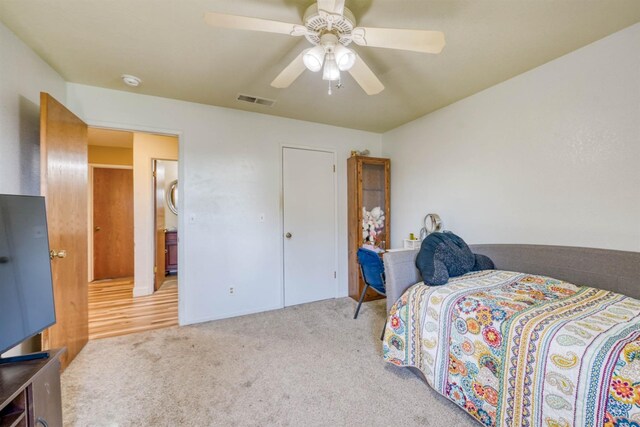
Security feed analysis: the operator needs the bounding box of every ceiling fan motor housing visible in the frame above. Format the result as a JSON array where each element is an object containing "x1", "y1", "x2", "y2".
[{"x1": 303, "y1": 4, "x2": 356, "y2": 46}]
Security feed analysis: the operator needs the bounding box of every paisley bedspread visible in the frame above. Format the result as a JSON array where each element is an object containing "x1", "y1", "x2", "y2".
[{"x1": 383, "y1": 270, "x2": 640, "y2": 427}]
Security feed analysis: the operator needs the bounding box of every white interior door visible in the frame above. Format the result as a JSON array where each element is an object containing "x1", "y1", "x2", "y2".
[{"x1": 283, "y1": 147, "x2": 336, "y2": 306}]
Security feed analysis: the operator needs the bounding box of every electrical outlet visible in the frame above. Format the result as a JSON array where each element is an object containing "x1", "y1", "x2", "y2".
[{"x1": 229, "y1": 287, "x2": 234, "y2": 295}]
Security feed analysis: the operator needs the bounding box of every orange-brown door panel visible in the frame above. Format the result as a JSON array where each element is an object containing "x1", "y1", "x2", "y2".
[
  {"x1": 40, "y1": 92, "x2": 88, "y2": 370},
  {"x1": 153, "y1": 160, "x2": 166, "y2": 291},
  {"x1": 93, "y1": 168, "x2": 134, "y2": 280}
]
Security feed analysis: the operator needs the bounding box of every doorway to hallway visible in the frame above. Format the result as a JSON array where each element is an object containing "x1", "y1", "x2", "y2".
[{"x1": 87, "y1": 127, "x2": 179, "y2": 339}]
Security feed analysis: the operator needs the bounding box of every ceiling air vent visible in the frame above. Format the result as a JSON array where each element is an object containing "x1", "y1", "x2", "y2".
[{"x1": 236, "y1": 94, "x2": 276, "y2": 107}]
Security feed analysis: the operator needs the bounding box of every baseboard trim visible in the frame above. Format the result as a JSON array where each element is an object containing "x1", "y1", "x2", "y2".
[
  {"x1": 133, "y1": 285, "x2": 154, "y2": 297},
  {"x1": 182, "y1": 303, "x2": 284, "y2": 326}
]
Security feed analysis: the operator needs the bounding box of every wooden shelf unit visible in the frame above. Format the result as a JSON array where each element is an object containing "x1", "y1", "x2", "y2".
[
  {"x1": 0, "y1": 390, "x2": 26, "y2": 427},
  {"x1": 347, "y1": 156, "x2": 390, "y2": 302},
  {"x1": 0, "y1": 349, "x2": 64, "y2": 427}
]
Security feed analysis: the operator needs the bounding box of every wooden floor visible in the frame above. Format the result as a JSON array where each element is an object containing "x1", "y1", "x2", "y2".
[{"x1": 88, "y1": 277, "x2": 178, "y2": 340}]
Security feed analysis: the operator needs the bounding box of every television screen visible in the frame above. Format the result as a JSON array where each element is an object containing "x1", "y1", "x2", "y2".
[{"x1": 0, "y1": 195, "x2": 56, "y2": 355}]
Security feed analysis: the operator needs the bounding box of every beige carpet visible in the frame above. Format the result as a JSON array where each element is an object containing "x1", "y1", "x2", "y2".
[{"x1": 62, "y1": 297, "x2": 477, "y2": 426}]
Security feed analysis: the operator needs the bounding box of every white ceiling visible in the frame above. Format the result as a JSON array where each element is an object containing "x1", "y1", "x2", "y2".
[
  {"x1": 88, "y1": 128, "x2": 133, "y2": 148},
  {"x1": 1, "y1": 0, "x2": 639, "y2": 133}
]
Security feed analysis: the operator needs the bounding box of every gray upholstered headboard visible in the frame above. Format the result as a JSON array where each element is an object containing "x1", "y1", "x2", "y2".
[{"x1": 383, "y1": 245, "x2": 640, "y2": 312}]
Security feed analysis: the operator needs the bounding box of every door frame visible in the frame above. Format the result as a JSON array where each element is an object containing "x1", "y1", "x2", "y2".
[
  {"x1": 87, "y1": 163, "x2": 134, "y2": 283},
  {"x1": 82, "y1": 120, "x2": 185, "y2": 325},
  {"x1": 280, "y1": 144, "x2": 339, "y2": 308}
]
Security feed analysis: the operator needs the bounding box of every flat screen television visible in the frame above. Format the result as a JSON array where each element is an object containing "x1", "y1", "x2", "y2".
[{"x1": 0, "y1": 194, "x2": 56, "y2": 356}]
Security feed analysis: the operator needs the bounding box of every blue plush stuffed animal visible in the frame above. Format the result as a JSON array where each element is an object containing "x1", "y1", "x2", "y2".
[{"x1": 415, "y1": 232, "x2": 494, "y2": 285}]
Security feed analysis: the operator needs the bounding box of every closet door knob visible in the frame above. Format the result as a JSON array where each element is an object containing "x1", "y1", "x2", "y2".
[{"x1": 285, "y1": 232, "x2": 292, "y2": 239}]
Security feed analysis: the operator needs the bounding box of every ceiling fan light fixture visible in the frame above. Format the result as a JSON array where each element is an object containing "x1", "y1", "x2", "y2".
[
  {"x1": 206, "y1": 2, "x2": 445, "y2": 96},
  {"x1": 334, "y1": 44, "x2": 356, "y2": 71},
  {"x1": 322, "y1": 53, "x2": 340, "y2": 81},
  {"x1": 303, "y1": 46, "x2": 325, "y2": 72}
]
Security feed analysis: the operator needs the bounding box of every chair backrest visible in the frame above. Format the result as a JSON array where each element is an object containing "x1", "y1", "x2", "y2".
[{"x1": 357, "y1": 248, "x2": 385, "y2": 293}]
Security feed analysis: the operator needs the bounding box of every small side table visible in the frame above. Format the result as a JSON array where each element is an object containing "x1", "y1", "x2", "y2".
[{"x1": 403, "y1": 239, "x2": 422, "y2": 250}]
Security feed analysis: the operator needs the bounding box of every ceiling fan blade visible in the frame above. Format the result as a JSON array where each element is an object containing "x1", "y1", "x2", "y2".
[
  {"x1": 204, "y1": 12, "x2": 307, "y2": 36},
  {"x1": 317, "y1": 0, "x2": 345, "y2": 15},
  {"x1": 348, "y1": 55, "x2": 384, "y2": 95},
  {"x1": 351, "y1": 27, "x2": 445, "y2": 54},
  {"x1": 271, "y1": 51, "x2": 307, "y2": 88}
]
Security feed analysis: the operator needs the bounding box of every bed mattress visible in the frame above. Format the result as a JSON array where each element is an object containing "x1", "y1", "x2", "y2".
[{"x1": 383, "y1": 270, "x2": 640, "y2": 426}]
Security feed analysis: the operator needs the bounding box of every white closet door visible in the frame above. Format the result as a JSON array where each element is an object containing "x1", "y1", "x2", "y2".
[{"x1": 282, "y1": 147, "x2": 336, "y2": 306}]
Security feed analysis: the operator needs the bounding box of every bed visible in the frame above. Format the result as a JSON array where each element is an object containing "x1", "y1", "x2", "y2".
[{"x1": 381, "y1": 245, "x2": 640, "y2": 427}]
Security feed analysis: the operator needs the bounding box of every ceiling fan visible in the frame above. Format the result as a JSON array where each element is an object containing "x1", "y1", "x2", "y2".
[{"x1": 204, "y1": 0, "x2": 445, "y2": 95}]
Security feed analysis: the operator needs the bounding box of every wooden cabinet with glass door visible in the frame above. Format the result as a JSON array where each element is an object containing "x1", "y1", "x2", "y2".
[{"x1": 347, "y1": 155, "x2": 390, "y2": 302}]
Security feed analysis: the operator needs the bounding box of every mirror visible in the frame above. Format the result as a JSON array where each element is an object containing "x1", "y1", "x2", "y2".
[{"x1": 166, "y1": 180, "x2": 178, "y2": 215}]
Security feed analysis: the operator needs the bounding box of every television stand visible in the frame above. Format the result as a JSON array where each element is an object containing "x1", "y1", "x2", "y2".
[
  {"x1": 0, "y1": 348, "x2": 64, "y2": 427},
  {"x1": 0, "y1": 351, "x2": 49, "y2": 366}
]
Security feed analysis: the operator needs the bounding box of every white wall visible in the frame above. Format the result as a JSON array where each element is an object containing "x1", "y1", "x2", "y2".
[
  {"x1": 0, "y1": 22, "x2": 67, "y2": 356},
  {"x1": 133, "y1": 134, "x2": 178, "y2": 296},
  {"x1": 65, "y1": 84, "x2": 382, "y2": 324},
  {"x1": 0, "y1": 22, "x2": 66, "y2": 196},
  {"x1": 383, "y1": 23, "x2": 640, "y2": 252}
]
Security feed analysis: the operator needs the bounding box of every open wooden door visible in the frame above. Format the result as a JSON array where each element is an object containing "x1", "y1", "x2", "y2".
[
  {"x1": 153, "y1": 160, "x2": 166, "y2": 291},
  {"x1": 40, "y1": 93, "x2": 88, "y2": 370}
]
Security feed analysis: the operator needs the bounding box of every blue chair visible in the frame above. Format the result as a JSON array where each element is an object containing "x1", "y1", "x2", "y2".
[{"x1": 354, "y1": 248, "x2": 386, "y2": 320}]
